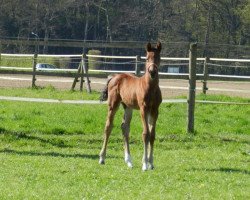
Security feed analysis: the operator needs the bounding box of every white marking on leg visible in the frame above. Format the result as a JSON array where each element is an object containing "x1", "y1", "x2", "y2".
[
  {"x1": 142, "y1": 143, "x2": 148, "y2": 171},
  {"x1": 125, "y1": 153, "x2": 133, "y2": 168},
  {"x1": 99, "y1": 157, "x2": 105, "y2": 165},
  {"x1": 148, "y1": 140, "x2": 154, "y2": 170},
  {"x1": 148, "y1": 113, "x2": 155, "y2": 170},
  {"x1": 122, "y1": 108, "x2": 133, "y2": 168},
  {"x1": 142, "y1": 162, "x2": 148, "y2": 171}
]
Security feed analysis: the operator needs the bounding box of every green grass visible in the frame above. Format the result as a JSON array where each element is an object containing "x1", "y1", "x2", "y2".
[
  {"x1": 0, "y1": 88, "x2": 249, "y2": 199},
  {"x1": 0, "y1": 56, "x2": 33, "y2": 68},
  {"x1": 196, "y1": 93, "x2": 250, "y2": 103},
  {"x1": 0, "y1": 56, "x2": 71, "y2": 68},
  {"x1": 0, "y1": 86, "x2": 100, "y2": 100}
]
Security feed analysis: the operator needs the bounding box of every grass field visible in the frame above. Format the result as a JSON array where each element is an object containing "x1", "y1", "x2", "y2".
[
  {"x1": 0, "y1": 55, "x2": 71, "y2": 69},
  {"x1": 0, "y1": 88, "x2": 249, "y2": 199}
]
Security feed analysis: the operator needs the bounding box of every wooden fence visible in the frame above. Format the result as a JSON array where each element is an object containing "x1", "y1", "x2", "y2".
[
  {"x1": 0, "y1": 48, "x2": 250, "y2": 134},
  {"x1": 1, "y1": 52, "x2": 249, "y2": 90}
]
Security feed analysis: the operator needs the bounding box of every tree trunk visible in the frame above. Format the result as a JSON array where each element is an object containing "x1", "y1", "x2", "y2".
[
  {"x1": 43, "y1": 28, "x2": 49, "y2": 54},
  {"x1": 83, "y1": 3, "x2": 89, "y2": 53},
  {"x1": 203, "y1": 2, "x2": 211, "y2": 57}
]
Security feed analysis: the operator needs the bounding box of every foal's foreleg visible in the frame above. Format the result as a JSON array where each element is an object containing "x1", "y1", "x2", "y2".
[
  {"x1": 99, "y1": 104, "x2": 118, "y2": 165},
  {"x1": 140, "y1": 107, "x2": 150, "y2": 171},
  {"x1": 121, "y1": 108, "x2": 133, "y2": 168},
  {"x1": 148, "y1": 110, "x2": 158, "y2": 170}
]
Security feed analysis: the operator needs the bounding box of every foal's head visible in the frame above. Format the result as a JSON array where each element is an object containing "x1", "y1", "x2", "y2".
[{"x1": 145, "y1": 42, "x2": 162, "y2": 80}]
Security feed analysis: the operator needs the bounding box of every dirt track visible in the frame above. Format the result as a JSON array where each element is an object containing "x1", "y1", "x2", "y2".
[{"x1": 0, "y1": 74, "x2": 249, "y2": 98}]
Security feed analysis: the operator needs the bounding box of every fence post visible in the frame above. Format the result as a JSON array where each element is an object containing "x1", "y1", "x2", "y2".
[
  {"x1": 83, "y1": 54, "x2": 91, "y2": 93},
  {"x1": 79, "y1": 54, "x2": 84, "y2": 91},
  {"x1": 187, "y1": 43, "x2": 197, "y2": 133},
  {"x1": 0, "y1": 42, "x2": 2, "y2": 64},
  {"x1": 71, "y1": 56, "x2": 83, "y2": 91},
  {"x1": 135, "y1": 55, "x2": 141, "y2": 76},
  {"x1": 32, "y1": 53, "x2": 38, "y2": 88},
  {"x1": 202, "y1": 57, "x2": 209, "y2": 94}
]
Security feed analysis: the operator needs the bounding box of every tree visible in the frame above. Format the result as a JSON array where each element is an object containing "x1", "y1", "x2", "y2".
[{"x1": 0, "y1": 0, "x2": 249, "y2": 58}]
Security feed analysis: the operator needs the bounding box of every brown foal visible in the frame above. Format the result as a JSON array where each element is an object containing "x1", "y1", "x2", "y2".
[{"x1": 99, "y1": 42, "x2": 162, "y2": 171}]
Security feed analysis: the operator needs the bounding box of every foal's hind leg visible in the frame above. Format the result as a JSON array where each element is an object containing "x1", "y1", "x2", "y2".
[
  {"x1": 99, "y1": 100, "x2": 120, "y2": 165},
  {"x1": 121, "y1": 106, "x2": 133, "y2": 168}
]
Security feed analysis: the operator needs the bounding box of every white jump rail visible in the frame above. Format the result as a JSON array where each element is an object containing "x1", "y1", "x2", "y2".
[
  {"x1": 1, "y1": 53, "x2": 82, "y2": 58},
  {"x1": 1, "y1": 53, "x2": 34, "y2": 57},
  {"x1": 209, "y1": 74, "x2": 250, "y2": 80},
  {"x1": 0, "y1": 66, "x2": 32, "y2": 70},
  {"x1": 87, "y1": 54, "x2": 137, "y2": 59},
  {"x1": 0, "y1": 66, "x2": 77, "y2": 72},
  {"x1": 89, "y1": 69, "x2": 135, "y2": 73},
  {"x1": 37, "y1": 68, "x2": 78, "y2": 72},
  {"x1": 210, "y1": 58, "x2": 250, "y2": 62},
  {"x1": 38, "y1": 54, "x2": 82, "y2": 58},
  {"x1": 141, "y1": 56, "x2": 205, "y2": 61}
]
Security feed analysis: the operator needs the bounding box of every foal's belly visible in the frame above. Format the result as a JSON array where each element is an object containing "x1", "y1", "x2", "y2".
[{"x1": 121, "y1": 99, "x2": 140, "y2": 110}]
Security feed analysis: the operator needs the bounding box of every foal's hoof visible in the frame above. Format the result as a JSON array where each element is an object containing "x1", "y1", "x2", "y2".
[
  {"x1": 125, "y1": 156, "x2": 133, "y2": 168},
  {"x1": 142, "y1": 163, "x2": 148, "y2": 171},
  {"x1": 127, "y1": 162, "x2": 133, "y2": 168},
  {"x1": 99, "y1": 158, "x2": 105, "y2": 165},
  {"x1": 148, "y1": 164, "x2": 155, "y2": 170},
  {"x1": 142, "y1": 163, "x2": 154, "y2": 171}
]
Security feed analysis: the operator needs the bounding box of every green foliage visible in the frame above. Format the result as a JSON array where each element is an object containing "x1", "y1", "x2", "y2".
[
  {"x1": 240, "y1": 1, "x2": 250, "y2": 24},
  {"x1": 0, "y1": 0, "x2": 249, "y2": 58},
  {"x1": 49, "y1": 57, "x2": 72, "y2": 69},
  {"x1": 88, "y1": 50, "x2": 102, "y2": 69}
]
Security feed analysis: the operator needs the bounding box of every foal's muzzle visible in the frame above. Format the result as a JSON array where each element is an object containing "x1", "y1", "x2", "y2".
[
  {"x1": 148, "y1": 63, "x2": 158, "y2": 80},
  {"x1": 149, "y1": 69, "x2": 157, "y2": 79}
]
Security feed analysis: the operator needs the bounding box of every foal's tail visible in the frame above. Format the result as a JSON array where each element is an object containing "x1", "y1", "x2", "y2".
[{"x1": 100, "y1": 75, "x2": 113, "y2": 102}]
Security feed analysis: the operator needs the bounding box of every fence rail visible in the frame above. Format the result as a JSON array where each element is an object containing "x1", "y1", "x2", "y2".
[{"x1": 1, "y1": 53, "x2": 249, "y2": 82}]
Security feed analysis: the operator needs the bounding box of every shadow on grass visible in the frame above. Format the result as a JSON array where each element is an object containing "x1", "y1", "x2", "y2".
[
  {"x1": 5, "y1": 132, "x2": 73, "y2": 148},
  {"x1": 50, "y1": 128, "x2": 87, "y2": 136},
  {"x1": 0, "y1": 127, "x2": 7, "y2": 133},
  {"x1": 8, "y1": 132, "x2": 106, "y2": 149},
  {"x1": 0, "y1": 148, "x2": 102, "y2": 160},
  {"x1": 1, "y1": 131, "x2": 118, "y2": 150},
  {"x1": 191, "y1": 167, "x2": 250, "y2": 175}
]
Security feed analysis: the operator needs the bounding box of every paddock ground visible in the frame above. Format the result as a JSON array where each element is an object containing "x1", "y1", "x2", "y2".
[{"x1": 0, "y1": 74, "x2": 249, "y2": 98}]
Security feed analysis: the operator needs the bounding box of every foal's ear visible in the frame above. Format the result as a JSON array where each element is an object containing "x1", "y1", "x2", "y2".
[
  {"x1": 156, "y1": 42, "x2": 162, "y2": 52},
  {"x1": 146, "y1": 43, "x2": 152, "y2": 52}
]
